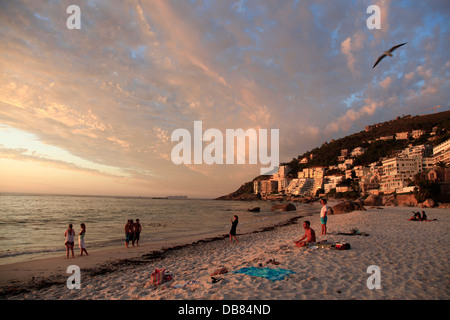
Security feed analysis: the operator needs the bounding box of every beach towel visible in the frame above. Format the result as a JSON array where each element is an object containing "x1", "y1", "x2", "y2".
[{"x1": 232, "y1": 267, "x2": 295, "y2": 281}]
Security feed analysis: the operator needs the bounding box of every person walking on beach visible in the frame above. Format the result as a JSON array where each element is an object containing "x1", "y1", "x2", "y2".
[
  {"x1": 294, "y1": 221, "x2": 316, "y2": 247},
  {"x1": 320, "y1": 199, "x2": 328, "y2": 235},
  {"x1": 78, "y1": 223, "x2": 89, "y2": 256},
  {"x1": 134, "y1": 219, "x2": 142, "y2": 246},
  {"x1": 229, "y1": 215, "x2": 239, "y2": 243},
  {"x1": 65, "y1": 224, "x2": 75, "y2": 259}
]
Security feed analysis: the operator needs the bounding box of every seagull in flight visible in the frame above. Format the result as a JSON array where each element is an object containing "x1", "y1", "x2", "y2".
[{"x1": 372, "y1": 42, "x2": 407, "y2": 69}]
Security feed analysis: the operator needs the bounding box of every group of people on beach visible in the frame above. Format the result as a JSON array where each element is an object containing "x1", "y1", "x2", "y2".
[
  {"x1": 294, "y1": 198, "x2": 329, "y2": 247},
  {"x1": 230, "y1": 198, "x2": 330, "y2": 248},
  {"x1": 64, "y1": 223, "x2": 88, "y2": 259},
  {"x1": 125, "y1": 219, "x2": 142, "y2": 248},
  {"x1": 409, "y1": 211, "x2": 428, "y2": 221},
  {"x1": 64, "y1": 218, "x2": 143, "y2": 258}
]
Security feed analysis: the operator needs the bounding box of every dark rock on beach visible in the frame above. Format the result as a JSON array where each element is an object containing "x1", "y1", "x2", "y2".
[
  {"x1": 331, "y1": 201, "x2": 366, "y2": 215},
  {"x1": 271, "y1": 203, "x2": 296, "y2": 211},
  {"x1": 363, "y1": 194, "x2": 383, "y2": 206}
]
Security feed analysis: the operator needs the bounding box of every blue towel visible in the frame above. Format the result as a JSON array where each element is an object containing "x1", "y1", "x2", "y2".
[{"x1": 232, "y1": 267, "x2": 295, "y2": 281}]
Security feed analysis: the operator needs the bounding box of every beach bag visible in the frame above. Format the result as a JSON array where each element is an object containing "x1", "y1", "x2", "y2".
[
  {"x1": 335, "y1": 243, "x2": 351, "y2": 250},
  {"x1": 163, "y1": 270, "x2": 173, "y2": 282},
  {"x1": 151, "y1": 268, "x2": 165, "y2": 285}
]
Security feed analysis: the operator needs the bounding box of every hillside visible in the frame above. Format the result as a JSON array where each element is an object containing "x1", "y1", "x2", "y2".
[{"x1": 217, "y1": 110, "x2": 450, "y2": 200}]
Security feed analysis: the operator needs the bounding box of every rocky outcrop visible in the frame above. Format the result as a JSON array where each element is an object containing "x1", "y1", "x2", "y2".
[
  {"x1": 420, "y1": 198, "x2": 437, "y2": 208},
  {"x1": 271, "y1": 203, "x2": 296, "y2": 211},
  {"x1": 331, "y1": 201, "x2": 366, "y2": 215},
  {"x1": 364, "y1": 194, "x2": 383, "y2": 206}
]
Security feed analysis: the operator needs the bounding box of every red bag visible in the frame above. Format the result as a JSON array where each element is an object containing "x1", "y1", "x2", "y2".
[
  {"x1": 151, "y1": 268, "x2": 165, "y2": 285},
  {"x1": 335, "y1": 243, "x2": 351, "y2": 250}
]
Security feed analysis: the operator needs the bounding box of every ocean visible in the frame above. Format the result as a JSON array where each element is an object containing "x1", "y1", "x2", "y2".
[{"x1": 0, "y1": 193, "x2": 314, "y2": 265}]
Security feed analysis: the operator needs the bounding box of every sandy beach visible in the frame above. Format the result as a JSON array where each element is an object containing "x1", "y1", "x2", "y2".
[{"x1": 1, "y1": 203, "x2": 449, "y2": 300}]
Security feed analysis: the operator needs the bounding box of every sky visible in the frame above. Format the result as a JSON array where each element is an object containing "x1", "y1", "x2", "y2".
[{"x1": 0, "y1": 0, "x2": 449, "y2": 198}]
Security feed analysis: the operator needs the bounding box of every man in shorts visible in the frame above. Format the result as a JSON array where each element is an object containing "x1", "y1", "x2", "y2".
[{"x1": 320, "y1": 198, "x2": 328, "y2": 235}]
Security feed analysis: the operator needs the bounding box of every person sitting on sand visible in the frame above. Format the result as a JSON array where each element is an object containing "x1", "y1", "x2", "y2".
[
  {"x1": 294, "y1": 221, "x2": 316, "y2": 247},
  {"x1": 421, "y1": 211, "x2": 428, "y2": 221},
  {"x1": 409, "y1": 212, "x2": 421, "y2": 221},
  {"x1": 65, "y1": 224, "x2": 75, "y2": 259}
]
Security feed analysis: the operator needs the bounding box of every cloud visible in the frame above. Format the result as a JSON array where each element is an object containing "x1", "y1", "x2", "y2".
[{"x1": 379, "y1": 76, "x2": 392, "y2": 89}]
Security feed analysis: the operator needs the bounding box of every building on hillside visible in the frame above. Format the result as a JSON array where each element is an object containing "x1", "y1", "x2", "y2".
[
  {"x1": 380, "y1": 156, "x2": 434, "y2": 193},
  {"x1": 253, "y1": 180, "x2": 260, "y2": 194},
  {"x1": 411, "y1": 129, "x2": 426, "y2": 139},
  {"x1": 399, "y1": 144, "x2": 433, "y2": 159},
  {"x1": 298, "y1": 167, "x2": 326, "y2": 179},
  {"x1": 433, "y1": 139, "x2": 450, "y2": 164},
  {"x1": 323, "y1": 175, "x2": 344, "y2": 193},
  {"x1": 351, "y1": 147, "x2": 366, "y2": 157},
  {"x1": 395, "y1": 132, "x2": 410, "y2": 140},
  {"x1": 270, "y1": 165, "x2": 292, "y2": 193},
  {"x1": 299, "y1": 157, "x2": 309, "y2": 164},
  {"x1": 259, "y1": 180, "x2": 279, "y2": 195}
]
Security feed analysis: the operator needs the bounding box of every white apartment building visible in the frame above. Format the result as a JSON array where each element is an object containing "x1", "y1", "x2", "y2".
[
  {"x1": 298, "y1": 167, "x2": 326, "y2": 179},
  {"x1": 271, "y1": 165, "x2": 292, "y2": 193},
  {"x1": 380, "y1": 156, "x2": 434, "y2": 193},
  {"x1": 411, "y1": 129, "x2": 426, "y2": 139},
  {"x1": 433, "y1": 139, "x2": 450, "y2": 164},
  {"x1": 351, "y1": 147, "x2": 366, "y2": 157},
  {"x1": 324, "y1": 175, "x2": 344, "y2": 193},
  {"x1": 399, "y1": 144, "x2": 433, "y2": 158},
  {"x1": 396, "y1": 132, "x2": 410, "y2": 140}
]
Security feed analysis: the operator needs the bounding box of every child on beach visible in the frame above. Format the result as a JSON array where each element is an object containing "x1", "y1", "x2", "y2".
[
  {"x1": 229, "y1": 215, "x2": 239, "y2": 243},
  {"x1": 79, "y1": 223, "x2": 88, "y2": 256},
  {"x1": 64, "y1": 224, "x2": 75, "y2": 259}
]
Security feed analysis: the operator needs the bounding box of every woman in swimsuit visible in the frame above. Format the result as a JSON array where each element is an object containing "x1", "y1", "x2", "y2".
[
  {"x1": 65, "y1": 224, "x2": 75, "y2": 259},
  {"x1": 79, "y1": 223, "x2": 88, "y2": 256}
]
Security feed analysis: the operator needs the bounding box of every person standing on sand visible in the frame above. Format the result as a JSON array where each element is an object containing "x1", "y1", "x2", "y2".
[
  {"x1": 320, "y1": 199, "x2": 328, "y2": 235},
  {"x1": 125, "y1": 220, "x2": 131, "y2": 248},
  {"x1": 134, "y1": 219, "x2": 142, "y2": 246},
  {"x1": 65, "y1": 224, "x2": 75, "y2": 259},
  {"x1": 78, "y1": 223, "x2": 88, "y2": 256},
  {"x1": 294, "y1": 221, "x2": 316, "y2": 247},
  {"x1": 128, "y1": 219, "x2": 135, "y2": 247},
  {"x1": 229, "y1": 215, "x2": 239, "y2": 243}
]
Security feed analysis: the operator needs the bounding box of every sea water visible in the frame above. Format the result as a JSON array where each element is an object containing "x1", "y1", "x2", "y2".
[{"x1": 0, "y1": 193, "x2": 313, "y2": 265}]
